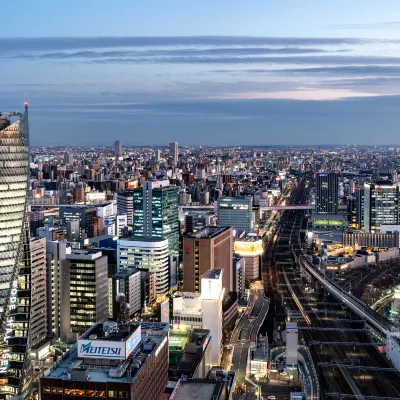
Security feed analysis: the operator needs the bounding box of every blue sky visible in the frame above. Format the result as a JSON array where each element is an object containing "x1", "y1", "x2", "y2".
[{"x1": 2, "y1": 0, "x2": 400, "y2": 145}]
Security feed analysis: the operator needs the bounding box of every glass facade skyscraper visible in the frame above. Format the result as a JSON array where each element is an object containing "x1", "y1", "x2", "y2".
[
  {"x1": 133, "y1": 182, "x2": 179, "y2": 257},
  {"x1": 315, "y1": 172, "x2": 339, "y2": 215},
  {"x1": 364, "y1": 181, "x2": 399, "y2": 233},
  {"x1": 0, "y1": 104, "x2": 31, "y2": 399}
]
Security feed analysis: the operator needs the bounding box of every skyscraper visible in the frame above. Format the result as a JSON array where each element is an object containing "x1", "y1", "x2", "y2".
[
  {"x1": 315, "y1": 172, "x2": 339, "y2": 215},
  {"x1": 364, "y1": 181, "x2": 399, "y2": 233},
  {"x1": 217, "y1": 197, "x2": 253, "y2": 234},
  {"x1": 133, "y1": 181, "x2": 179, "y2": 256},
  {"x1": 114, "y1": 139, "x2": 122, "y2": 157},
  {"x1": 0, "y1": 104, "x2": 31, "y2": 398},
  {"x1": 168, "y1": 141, "x2": 178, "y2": 164}
]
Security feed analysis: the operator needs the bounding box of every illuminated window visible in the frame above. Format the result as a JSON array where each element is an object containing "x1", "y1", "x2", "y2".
[
  {"x1": 86, "y1": 390, "x2": 98, "y2": 397},
  {"x1": 43, "y1": 387, "x2": 50, "y2": 393}
]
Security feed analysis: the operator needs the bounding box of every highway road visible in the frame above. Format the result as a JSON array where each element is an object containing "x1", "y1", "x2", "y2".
[{"x1": 230, "y1": 281, "x2": 269, "y2": 399}]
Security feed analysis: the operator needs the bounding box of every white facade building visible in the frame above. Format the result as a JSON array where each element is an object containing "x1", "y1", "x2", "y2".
[
  {"x1": 168, "y1": 269, "x2": 224, "y2": 365},
  {"x1": 117, "y1": 238, "x2": 170, "y2": 296},
  {"x1": 387, "y1": 330, "x2": 400, "y2": 373}
]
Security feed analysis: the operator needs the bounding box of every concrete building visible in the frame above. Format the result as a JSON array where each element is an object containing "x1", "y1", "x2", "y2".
[
  {"x1": 169, "y1": 141, "x2": 178, "y2": 164},
  {"x1": 182, "y1": 226, "x2": 232, "y2": 294},
  {"x1": 315, "y1": 172, "x2": 339, "y2": 215},
  {"x1": 387, "y1": 330, "x2": 400, "y2": 373},
  {"x1": 167, "y1": 269, "x2": 224, "y2": 365},
  {"x1": 110, "y1": 268, "x2": 142, "y2": 318},
  {"x1": 59, "y1": 249, "x2": 108, "y2": 342},
  {"x1": 59, "y1": 206, "x2": 97, "y2": 238},
  {"x1": 30, "y1": 238, "x2": 48, "y2": 349},
  {"x1": 286, "y1": 322, "x2": 298, "y2": 368},
  {"x1": 232, "y1": 256, "x2": 245, "y2": 298},
  {"x1": 40, "y1": 322, "x2": 169, "y2": 400},
  {"x1": 133, "y1": 181, "x2": 179, "y2": 257},
  {"x1": 117, "y1": 190, "x2": 134, "y2": 226},
  {"x1": 217, "y1": 196, "x2": 253, "y2": 234},
  {"x1": 364, "y1": 181, "x2": 399, "y2": 233},
  {"x1": 234, "y1": 237, "x2": 263, "y2": 281},
  {"x1": 117, "y1": 238, "x2": 172, "y2": 296},
  {"x1": 168, "y1": 329, "x2": 212, "y2": 380},
  {"x1": 114, "y1": 139, "x2": 122, "y2": 156},
  {"x1": 343, "y1": 232, "x2": 399, "y2": 248}
]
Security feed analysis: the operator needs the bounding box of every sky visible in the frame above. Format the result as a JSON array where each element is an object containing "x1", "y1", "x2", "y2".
[{"x1": 2, "y1": 0, "x2": 400, "y2": 146}]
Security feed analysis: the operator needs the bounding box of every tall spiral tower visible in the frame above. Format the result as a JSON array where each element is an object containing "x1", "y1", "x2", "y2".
[{"x1": 0, "y1": 103, "x2": 31, "y2": 399}]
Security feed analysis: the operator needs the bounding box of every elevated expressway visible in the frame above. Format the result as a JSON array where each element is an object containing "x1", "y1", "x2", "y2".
[{"x1": 292, "y1": 248, "x2": 395, "y2": 338}]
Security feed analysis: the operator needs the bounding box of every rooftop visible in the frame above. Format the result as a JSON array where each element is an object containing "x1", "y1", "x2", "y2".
[
  {"x1": 201, "y1": 268, "x2": 222, "y2": 280},
  {"x1": 186, "y1": 226, "x2": 230, "y2": 239},
  {"x1": 42, "y1": 322, "x2": 169, "y2": 384},
  {"x1": 173, "y1": 382, "x2": 217, "y2": 400}
]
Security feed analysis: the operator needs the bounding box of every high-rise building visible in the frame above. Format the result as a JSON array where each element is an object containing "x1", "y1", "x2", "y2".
[
  {"x1": 114, "y1": 139, "x2": 122, "y2": 156},
  {"x1": 182, "y1": 226, "x2": 232, "y2": 294},
  {"x1": 117, "y1": 190, "x2": 134, "y2": 226},
  {"x1": 133, "y1": 181, "x2": 179, "y2": 257},
  {"x1": 63, "y1": 152, "x2": 73, "y2": 165},
  {"x1": 0, "y1": 104, "x2": 32, "y2": 399},
  {"x1": 59, "y1": 250, "x2": 108, "y2": 342},
  {"x1": 355, "y1": 186, "x2": 365, "y2": 230},
  {"x1": 117, "y1": 238, "x2": 172, "y2": 296},
  {"x1": 30, "y1": 238, "x2": 47, "y2": 350},
  {"x1": 217, "y1": 197, "x2": 253, "y2": 234},
  {"x1": 169, "y1": 141, "x2": 178, "y2": 164},
  {"x1": 315, "y1": 172, "x2": 339, "y2": 215},
  {"x1": 364, "y1": 181, "x2": 399, "y2": 233}
]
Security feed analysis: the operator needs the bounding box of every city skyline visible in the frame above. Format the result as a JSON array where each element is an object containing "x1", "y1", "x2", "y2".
[{"x1": 3, "y1": 1, "x2": 400, "y2": 145}]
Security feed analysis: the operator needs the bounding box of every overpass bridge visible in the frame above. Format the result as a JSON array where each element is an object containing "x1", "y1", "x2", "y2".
[
  {"x1": 292, "y1": 247, "x2": 395, "y2": 338},
  {"x1": 261, "y1": 204, "x2": 313, "y2": 211}
]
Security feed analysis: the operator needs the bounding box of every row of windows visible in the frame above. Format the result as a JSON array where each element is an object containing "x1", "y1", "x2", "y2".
[{"x1": 42, "y1": 388, "x2": 128, "y2": 398}]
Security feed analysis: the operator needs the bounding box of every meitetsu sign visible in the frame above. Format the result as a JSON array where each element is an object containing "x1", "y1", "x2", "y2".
[{"x1": 78, "y1": 326, "x2": 141, "y2": 360}]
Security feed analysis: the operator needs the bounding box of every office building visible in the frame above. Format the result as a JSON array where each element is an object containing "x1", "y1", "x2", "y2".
[
  {"x1": 343, "y1": 232, "x2": 399, "y2": 249},
  {"x1": 232, "y1": 256, "x2": 245, "y2": 298},
  {"x1": 217, "y1": 197, "x2": 253, "y2": 234},
  {"x1": 182, "y1": 226, "x2": 232, "y2": 294},
  {"x1": 133, "y1": 181, "x2": 179, "y2": 257},
  {"x1": 234, "y1": 237, "x2": 263, "y2": 280},
  {"x1": 364, "y1": 181, "x2": 399, "y2": 233},
  {"x1": 0, "y1": 104, "x2": 32, "y2": 399},
  {"x1": 315, "y1": 172, "x2": 339, "y2": 215},
  {"x1": 118, "y1": 238, "x2": 172, "y2": 296},
  {"x1": 63, "y1": 152, "x2": 73, "y2": 165},
  {"x1": 110, "y1": 268, "x2": 141, "y2": 318},
  {"x1": 114, "y1": 139, "x2": 122, "y2": 156},
  {"x1": 286, "y1": 322, "x2": 298, "y2": 368},
  {"x1": 169, "y1": 141, "x2": 178, "y2": 164},
  {"x1": 59, "y1": 206, "x2": 97, "y2": 238},
  {"x1": 355, "y1": 186, "x2": 365, "y2": 230},
  {"x1": 59, "y1": 250, "x2": 108, "y2": 342},
  {"x1": 30, "y1": 238, "x2": 48, "y2": 349},
  {"x1": 40, "y1": 322, "x2": 169, "y2": 400},
  {"x1": 117, "y1": 190, "x2": 134, "y2": 226},
  {"x1": 165, "y1": 269, "x2": 224, "y2": 365}
]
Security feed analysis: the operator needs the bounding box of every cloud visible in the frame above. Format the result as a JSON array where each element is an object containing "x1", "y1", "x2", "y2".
[
  {"x1": 11, "y1": 46, "x2": 339, "y2": 61},
  {"x1": 209, "y1": 89, "x2": 384, "y2": 101},
  {"x1": 0, "y1": 36, "x2": 365, "y2": 53},
  {"x1": 333, "y1": 21, "x2": 400, "y2": 29},
  {"x1": 273, "y1": 65, "x2": 400, "y2": 75}
]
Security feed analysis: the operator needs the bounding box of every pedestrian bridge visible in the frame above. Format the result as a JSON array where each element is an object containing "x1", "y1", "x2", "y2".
[{"x1": 261, "y1": 205, "x2": 313, "y2": 211}]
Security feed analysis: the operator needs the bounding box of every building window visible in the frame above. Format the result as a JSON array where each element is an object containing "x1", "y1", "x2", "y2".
[
  {"x1": 108, "y1": 391, "x2": 128, "y2": 398},
  {"x1": 43, "y1": 387, "x2": 50, "y2": 393}
]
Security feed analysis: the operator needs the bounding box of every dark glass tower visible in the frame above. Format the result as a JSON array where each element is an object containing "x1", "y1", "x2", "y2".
[
  {"x1": 133, "y1": 182, "x2": 179, "y2": 257},
  {"x1": 0, "y1": 104, "x2": 31, "y2": 399},
  {"x1": 315, "y1": 172, "x2": 339, "y2": 215}
]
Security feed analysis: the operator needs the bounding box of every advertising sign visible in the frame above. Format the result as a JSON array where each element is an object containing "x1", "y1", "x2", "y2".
[{"x1": 78, "y1": 340, "x2": 126, "y2": 359}]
